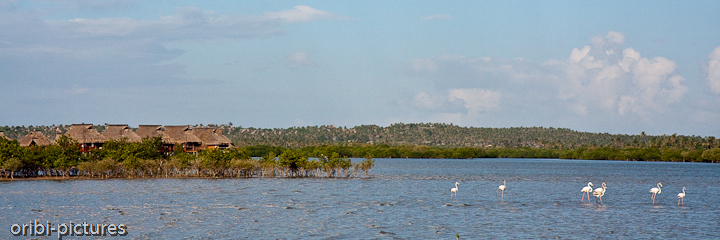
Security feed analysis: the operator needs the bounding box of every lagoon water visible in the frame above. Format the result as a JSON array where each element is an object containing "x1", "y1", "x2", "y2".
[{"x1": 1, "y1": 158, "x2": 719, "y2": 239}]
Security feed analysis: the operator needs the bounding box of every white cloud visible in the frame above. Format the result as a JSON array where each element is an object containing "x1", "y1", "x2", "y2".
[
  {"x1": 448, "y1": 88, "x2": 501, "y2": 112},
  {"x1": 59, "y1": 7, "x2": 307, "y2": 40},
  {"x1": 422, "y1": 14, "x2": 451, "y2": 20},
  {"x1": 413, "y1": 92, "x2": 444, "y2": 110},
  {"x1": 2, "y1": 5, "x2": 344, "y2": 59},
  {"x1": 569, "y1": 46, "x2": 591, "y2": 63},
  {"x1": 0, "y1": 5, "x2": 346, "y2": 90},
  {"x1": 619, "y1": 48, "x2": 640, "y2": 72},
  {"x1": 559, "y1": 31, "x2": 687, "y2": 116},
  {"x1": 413, "y1": 88, "x2": 500, "y2": 113},
  {"x1": 286, "y1": 52, "x2": 317, "y2": 68},
  {"x1": 707, "y1": 46, "x2": 720, "y2": 94},
  {"x1": 617, "y1": 96, "x2": 636, "y2": 115},
  {"x1": 403, "y1": 31, "x2": 688, "y2": 126},
  {"x1": 409, "y1": 58, "x2": 438, "y2": 72},
  {"x1": 263, "y1": 5, "x2": 342, "y2": 22},
  {"x1": 605, "y1": 31, "x2": 625, "y2": 45},
  {"x1": 570, "y1": 103, "x2": 588, "y2": 116}
]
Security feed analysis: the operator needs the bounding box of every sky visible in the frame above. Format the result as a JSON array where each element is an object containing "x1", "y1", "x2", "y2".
[{"x1": 1, "y1": 1, "x2": 720, "y2": 137}]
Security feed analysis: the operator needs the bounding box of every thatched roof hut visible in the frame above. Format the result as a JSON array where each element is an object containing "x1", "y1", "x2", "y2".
[
  {"x1": 18, "y1": 131, "x2": 52, "y2": 147},
  {"x1": 162, "y1": 125, "x2": 202, "y2": 153},
  {"x1": 162, "y1": 126, "x2": 202, "y2": 145},
  {"x1": 136, "y1": 125, "x2": 163, "y2": 139},
  {"x1": 0, "y1": 132, "x2": 9, "y2": 140},
  {"x1": 64, "y1": 124, "x2": 107, "y2": 144},
  {"x1": 102, "y1": 124, "x2": 142, "y2": 143},
  {"x1": 192, "y1": 128, "x2": 234, "y2": 149}
]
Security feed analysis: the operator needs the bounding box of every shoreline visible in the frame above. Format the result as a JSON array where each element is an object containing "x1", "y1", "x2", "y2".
[{"x1": 1, "y1": 157, "x2": 714, "y2": 181}]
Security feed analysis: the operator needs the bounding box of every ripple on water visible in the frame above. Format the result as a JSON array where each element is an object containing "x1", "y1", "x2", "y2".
[{"x1": 0, "y1": 159, "x2": 719, "y2": 239}]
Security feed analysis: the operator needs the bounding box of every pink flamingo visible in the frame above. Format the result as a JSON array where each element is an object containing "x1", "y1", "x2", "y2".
[
  {"x1": 649, "y1": 183, "x2": 662, "y2": 204},
  {"x1": 580, "y1": 182, "x2": 593, "y2": 203}
]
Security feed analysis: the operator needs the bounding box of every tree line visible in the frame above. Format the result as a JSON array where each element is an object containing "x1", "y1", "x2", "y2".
[
  {"x1": 0, "y1": 137, "x2": 375, "y2": 179},
  {"x1": 4, "y1": 123, "x2": 719, "y2": 150},
  {"x1": 243, "y1": 144, "x2": 720, "y2": 163},
  {"x1": 225, "y1": 123, "x2": 720, "y2": 150}
]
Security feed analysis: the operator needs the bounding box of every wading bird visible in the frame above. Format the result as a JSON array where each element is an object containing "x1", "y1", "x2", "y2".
[
  {"x1": 497, "y1": 180, "x2": 506, "y2": 198},
  {"x1": 592, "y1": 182, "x2": 607, "y2": 204},
  {"x1": 450, "y1": 182, "x2": 459, "y2": 200},
  {"x1": 581, "y1": 182, "x2": 594, "y2": 203},
  {"x1": 677, "y1": 187, "x2": 686, "y2": 206},
  {"x1": 650, "y1": 183, "x2": 662, "y2": 204}
]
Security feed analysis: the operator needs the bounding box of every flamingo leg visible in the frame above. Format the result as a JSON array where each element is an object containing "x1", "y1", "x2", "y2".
[
  {"x1": 581, "y1": 193, "x2": 586, "y2": 203},
  {"x1": 652, "y1": 193, "x2": 656, "y2": 204}
]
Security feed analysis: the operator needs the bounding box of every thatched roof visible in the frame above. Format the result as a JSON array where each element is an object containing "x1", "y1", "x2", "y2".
[
  {"x1": 19, "y1": 131, "x2": 52, "y2": 147},
  {"x1": 192, "y1": 128, "x2": 233, "y2": 147},
  {"x1": 64, "y1": 124, "x2": 107, "y2": 144},
  {"x1": 102, "y1": 124, "x2": 142, "y2": 143},
  {"x1": 137, "y1": 125, "x2": 163, "y2": 139},
  {"x1": 162, "y1": 125, "x2": 202, "y2": 145},
  {"x1": 0, "y1": 132, "x2": 9, "y2": 140}
]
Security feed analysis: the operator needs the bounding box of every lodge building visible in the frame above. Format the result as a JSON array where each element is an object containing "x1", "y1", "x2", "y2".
[{"x1": 9, "y1": 124, "x2": 234, "y2": 153}]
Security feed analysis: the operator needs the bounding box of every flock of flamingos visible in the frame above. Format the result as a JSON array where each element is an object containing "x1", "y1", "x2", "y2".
[{"x1": 450, "y1": 181, "x2": 688, "y2": 206}]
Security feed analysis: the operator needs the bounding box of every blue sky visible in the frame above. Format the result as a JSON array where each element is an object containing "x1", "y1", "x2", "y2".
[{"x1": 1, "y1": 0, "x2": 720, "y2": 136}]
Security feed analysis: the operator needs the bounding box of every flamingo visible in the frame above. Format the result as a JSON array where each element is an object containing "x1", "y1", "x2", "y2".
[
  {"x1": 650, "y1": 183, "x2": 662, "y2": 204},
  {"x1": 592, "y1": 182, "x2": 607, "y2": 204},
  {"x1": 677, "y1": 187, "x2": 686, "y2": 206},
  {"x1": 450, "y1": 182, "x2": 459, "y2": 200},
  {"x1": 580, "y1": 182, "x2": 594, "y2": 203},
  {"x1": 497, "y1": 180, "x2": 506, "y2": 198}
]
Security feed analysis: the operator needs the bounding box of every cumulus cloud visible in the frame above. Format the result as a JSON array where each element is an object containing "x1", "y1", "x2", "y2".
[
  {"x1": 422, "y1": 14, "x2": 451, "y2": 20},
  {"x1": 560, "y1": 31, "x2": 687, "y2": 116},
  {"x1": 403, "y1": 31, "x2": 688, "y2": 127},
  {"x1": 707, "y1": 46, "x2": 720, "y2": 94}
]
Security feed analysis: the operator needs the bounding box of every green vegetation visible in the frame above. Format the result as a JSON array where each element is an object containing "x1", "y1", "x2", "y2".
[
  {"x1": 0, "y1": 136, "x2": 375, "y2": 179},
  {"x1": 224, "y1": 123, "x2": 720, "y2": 150},
  {"x1": 238, "y1": 144, "x2": 718, "y2": 163},
  {"x1": 1, "y1": 122, "x2": 719, "y2": 179}
]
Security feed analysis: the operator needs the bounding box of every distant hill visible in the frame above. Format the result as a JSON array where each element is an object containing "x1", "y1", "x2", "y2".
[
  {"x1": 2, "y1": 123, "x2": 717, "y2": 150},
  {"x1": 225, "y1": 123, "x2": 718, "y2": 150}
]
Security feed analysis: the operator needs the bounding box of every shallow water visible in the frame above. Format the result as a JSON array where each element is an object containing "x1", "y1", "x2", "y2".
[{"x1": 1, "y1": 158, "x2": 719, "y2": 239}]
